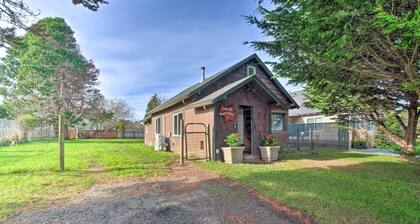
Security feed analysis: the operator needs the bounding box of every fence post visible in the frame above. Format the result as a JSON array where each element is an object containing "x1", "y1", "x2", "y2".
[
  {"x1": 207, "y1": 124, "x2": 211, "y2": 161},
  {"x1": 310, "y1": 128, "x2": 314, "y2": 150},
  {"x1": 59, "y1": 113, "x2": 65, "y2": 171},
  {"x1": 296, "y1": 128, "x2": 300, "y2": 151},
  {"x1": 180, "y1": 119, "x2": 184, "y2": 166}
]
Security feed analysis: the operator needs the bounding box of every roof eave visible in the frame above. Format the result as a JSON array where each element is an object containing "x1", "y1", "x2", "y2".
[{"x1": 253, "y1": 56, "x2": 299, "y2": 108}]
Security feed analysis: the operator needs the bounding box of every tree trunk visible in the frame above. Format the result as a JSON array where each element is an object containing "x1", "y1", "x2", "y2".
[{"x1": 403, "y1": 107, "x2": 418, "y2": 155}]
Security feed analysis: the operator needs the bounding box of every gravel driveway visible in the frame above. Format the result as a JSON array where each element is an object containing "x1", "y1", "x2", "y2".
[{"x1": 7, "y1": 165, "x2": 312, "y2": 224}]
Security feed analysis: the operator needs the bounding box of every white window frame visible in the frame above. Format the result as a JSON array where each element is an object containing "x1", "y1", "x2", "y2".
[
  {"x1": 247, "y1": 65, "x2": 256, "y2": 76},
  {"x1": 306, "y1": 116, "x2": 323, "y2": 131},
  {"x1": 155, "y1": 116, "x2": 161, "y2": 134},
  {"x1": 172, "y1": 111, "x2": 183, "y2": 137}
]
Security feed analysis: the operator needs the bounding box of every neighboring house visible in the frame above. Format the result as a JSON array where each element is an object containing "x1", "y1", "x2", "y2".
[
  {"x1": 289, "y1": 91, "x2": 375, "y2": 131},
  {"x1": 144, "y1": 54, "x2": 299, "y2": 160},
  {"x1": 288, "y1": 91, "x2": 375, "y2": 149},
  {"x1": 289, "y1": 91, "x2": 338, "y2": 126}
]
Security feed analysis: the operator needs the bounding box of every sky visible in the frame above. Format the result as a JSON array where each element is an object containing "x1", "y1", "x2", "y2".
[{"x1": 25, "y1": 0, "x2": 302, "y2": 119}]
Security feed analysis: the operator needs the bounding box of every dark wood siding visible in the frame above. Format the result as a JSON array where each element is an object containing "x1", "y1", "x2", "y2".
[
  {"x1": 195, "y1": 59, "x2": 289, "y2": 107},
  {"x1": 214, "y1": 82, "x2": 273, "y2": 160}
]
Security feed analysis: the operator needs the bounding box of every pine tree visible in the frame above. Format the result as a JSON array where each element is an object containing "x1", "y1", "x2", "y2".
[{"x1": 146, "y1": 94, "x2": 162, "y2": 113}]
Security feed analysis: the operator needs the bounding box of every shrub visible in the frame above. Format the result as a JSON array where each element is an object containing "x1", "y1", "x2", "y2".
[
  {"x1": 0, "y1": 139, "x2": 11, "y2": 146},
  {"x1": 262, "y1": 134, "x2": 279, "y2": 146},
  {"x1": 224, "y1": 133, "x2": 241, "y2": 147},
  {"x1": 373, "y1": 135, "x2": 402, "y2": 152},
  {"x1": 353, "y1": 138, "x2": 367, "y2": 149}
]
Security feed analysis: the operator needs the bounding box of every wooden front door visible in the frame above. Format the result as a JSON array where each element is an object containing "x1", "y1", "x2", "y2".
[{"x1": 239, "y1": 106, "x2": 252, "y2": 152}]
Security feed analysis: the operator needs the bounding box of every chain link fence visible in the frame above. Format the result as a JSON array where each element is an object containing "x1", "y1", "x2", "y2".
[
  {"x1": 0, "y1": 120, "x2": 58, "y2": 172},
  {"x1": 288, "y1": 122, "x2": 351, "y2": 150}
]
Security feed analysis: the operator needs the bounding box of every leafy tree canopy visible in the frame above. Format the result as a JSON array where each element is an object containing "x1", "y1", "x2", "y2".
[{"x1": 248, "y1": 0, "x2": 419, "y2": 154}]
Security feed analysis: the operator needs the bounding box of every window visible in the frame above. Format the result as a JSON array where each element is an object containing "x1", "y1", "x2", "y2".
[
  {"x1": 352, "y1": 118, "x2": 361, "y2": 129},
  {"x1": 247, "y1": 65, "x2": 256, "y2": 76},
  {"x1": 155, "y1": 117, "x2": 161, "y2": 134},
  {"x1": 271, "y1": 113, "x2": 285, "y2": 131},
  {"x1": 366, "y1": 122, "x2": 374, "y2": 132},
  {"x1": 306, "y1": 117, "x2": 323, "y2": 131},
  {"x1": 173, "y1": 112, "x2": 183, "y2": 136}
]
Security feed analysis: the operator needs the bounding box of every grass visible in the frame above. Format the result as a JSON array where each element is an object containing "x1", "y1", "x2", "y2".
[
  {"x1": 0, "y1": 139, "x2": 175, "y2": 219},
  {"x1": 197, "y1": 150, "x2": 420, "y2": 223}
]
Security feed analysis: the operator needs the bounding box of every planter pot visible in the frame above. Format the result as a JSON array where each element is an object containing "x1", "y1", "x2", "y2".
[
  {"x1": 222, "y1": 147, "x2": 245, "y2": 164},
  {"x1": 259, "y1": 146, "x2": 281, "y2": 162}
]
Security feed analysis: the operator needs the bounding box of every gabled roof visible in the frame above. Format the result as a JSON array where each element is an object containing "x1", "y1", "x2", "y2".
[
  {"x1": 145, "y1": 54, "x2": 298, "y2": 120},
  {"x1": 188, "y1": 75, "x2": 286, "y2": 108},
  {"x1": 289, "y1": 91, "x2": 322, "y2": 117}
]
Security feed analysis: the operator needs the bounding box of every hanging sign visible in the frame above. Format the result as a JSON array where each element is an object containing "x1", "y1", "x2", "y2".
[{"x1": 219, "y1": 105, "x2": 235, "y2": 122}]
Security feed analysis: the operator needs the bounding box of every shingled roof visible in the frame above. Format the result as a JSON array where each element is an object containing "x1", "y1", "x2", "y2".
[
  {"x1": 144, "y1": 54, "x2": 298, "y2": 121},
  {"x1": 288, "y1": 91, "x2": 322, "y2": 117},
  {"x1": 188, "y1": 75, "x2": 286, "y2": 109}
]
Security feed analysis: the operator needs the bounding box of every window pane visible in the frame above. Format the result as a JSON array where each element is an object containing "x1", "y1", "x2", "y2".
[
  {"x1": 247, "y1": 66, "x2": 256, "y2": 76},
  {"x1": 156, "y1": 118, "x2": 160, "y2": 134},
  {"x1": 271, "y1": 113, "x2": 284, "y2": 131},
  {"x1": 314, "y1": 117, "x2": 322, "y2": 130},
  {"x1": 178, "y1": 113, "x2": 183, "y2": 135},
  {"x1": 307, "y1": 118, "x2": 314, "y2": 124},
  {"x1": 173, "y1": 115, "x2": 178, "y2": 135}
]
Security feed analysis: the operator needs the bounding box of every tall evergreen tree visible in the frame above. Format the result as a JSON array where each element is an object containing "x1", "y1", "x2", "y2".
[
  {"x1": 247, "y1": 0, "x2": 419, "y2": 155},
  {"x1": 0, "y1": 17, "x2": 102, "y2": 125},
  {"x1": 146, "y1": 93, "x2": 162, "y2": 113}
]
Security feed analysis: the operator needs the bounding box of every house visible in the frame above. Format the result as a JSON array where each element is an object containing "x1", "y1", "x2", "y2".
[
  {"x1": 144, "y1": 54, "x2": 298, "y2": 160},
  {"x1": 289, "y1": 91, "x2": 339, "y2": 126},
  {"x1": 288, "y1": 91, "x2": 375, "y2": 149}
]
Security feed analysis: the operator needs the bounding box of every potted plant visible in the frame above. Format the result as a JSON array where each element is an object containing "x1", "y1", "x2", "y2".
[
  {"x1": 259, "y1": 134, "x2": 281, "y2": 162},
  {"x1": 222, "y1": 133, "x2": 245, "y2": 164}
]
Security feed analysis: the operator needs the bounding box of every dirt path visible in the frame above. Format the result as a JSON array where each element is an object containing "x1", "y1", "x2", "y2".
[{"x1": 6, "y1": 164, "x2": 314, "y2": 224}]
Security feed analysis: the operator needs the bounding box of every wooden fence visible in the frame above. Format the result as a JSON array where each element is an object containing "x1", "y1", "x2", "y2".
[{"x1": 67, "y1": 130, "x2": 144, "y2": 139}]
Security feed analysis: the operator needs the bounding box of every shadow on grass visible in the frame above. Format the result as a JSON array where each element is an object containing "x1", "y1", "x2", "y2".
[
  {"x1": 0, "y1": 164, "x2": 170, "y2": 176},
  {"x1": 285, "y1": 150, "x2": 377, "y2": 161},
  {"x1": 223, "y1": 160, "x2": 420, "y2": 223}
]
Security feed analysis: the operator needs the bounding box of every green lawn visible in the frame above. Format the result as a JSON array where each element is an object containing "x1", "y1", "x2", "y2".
[
  {"x1": 0, "y1": 139, "x2": 175, "y2": 219},
  {"x1": 197, "y1": 150, "x2": 420, "y2": 223}
]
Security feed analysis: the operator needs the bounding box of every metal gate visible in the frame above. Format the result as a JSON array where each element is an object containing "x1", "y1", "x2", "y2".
[{"x1": 180, "y1": 120, "x2": 211, "y2": 164}]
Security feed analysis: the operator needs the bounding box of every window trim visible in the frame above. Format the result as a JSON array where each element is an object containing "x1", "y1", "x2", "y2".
[
  {"x1": 247, "y1": 65, "x2": 256, "y2": 76},
  {"x1": 271, "y1": 112, "x2": 285, "y2": 131},
  {"x1": 172, "y1": 111, "x2": 183, "y2": 137},
  {"x1": 155, "y1": 116, "x2": 161, "y2": 134}
]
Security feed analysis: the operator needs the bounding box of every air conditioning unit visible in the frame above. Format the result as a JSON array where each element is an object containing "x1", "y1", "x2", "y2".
[{"x1": 154, "y1": 134, "x2": 167, "y2": 151}]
